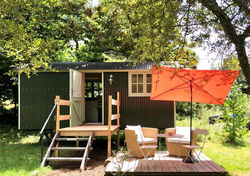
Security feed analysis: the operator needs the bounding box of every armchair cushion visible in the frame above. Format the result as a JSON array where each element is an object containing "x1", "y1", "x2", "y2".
[
  {"x1": 176, "y1": 127, "x2": 190, "y2": 139},
  {"x1": 126, "y1": 125, "x2": 143, "y2": 141},
  {"x1": 168, "y1": 137, "x2": 189, "y2": 144}
]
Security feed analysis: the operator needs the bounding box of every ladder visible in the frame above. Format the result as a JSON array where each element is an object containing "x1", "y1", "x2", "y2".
[{"x1": 41, "y1": 132, "x2": 94, "y2": 172}]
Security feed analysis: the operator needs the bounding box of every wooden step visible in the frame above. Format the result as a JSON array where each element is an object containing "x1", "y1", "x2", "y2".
[
  {"x1": 56, "y1": 138, "x2": 89, "y2": 141},
  {"x1": 47, "y1": 157, "x2": 82, "y2": 161},
  {"x1": 47, "y1": 157, "x2": 90, "y2": 161},
  {"x1": 51, "y1": 147, "x2": 86, "y2": 151}
]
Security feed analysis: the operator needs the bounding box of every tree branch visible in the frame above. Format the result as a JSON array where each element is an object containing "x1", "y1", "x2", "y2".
[
  {"x1": 233, "y1": 0, "x2": 250, "y2": 16},
  {"x1": 241, "y1": 25, "x2": 250, "y2": 39}
]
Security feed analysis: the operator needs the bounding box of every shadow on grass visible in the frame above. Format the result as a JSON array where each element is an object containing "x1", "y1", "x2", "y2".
[{"x1": 221, "y1": 141, "x2": 247, "y2": 148}]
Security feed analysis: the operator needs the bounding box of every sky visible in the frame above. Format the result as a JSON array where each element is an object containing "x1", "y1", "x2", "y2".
[{"x1": 194, "y1": 47, "x2": 221, "y2": 70}]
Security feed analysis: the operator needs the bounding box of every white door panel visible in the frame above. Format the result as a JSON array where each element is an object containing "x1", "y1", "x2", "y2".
[{"x1": 70, "y1": 69, "x2": 85, "y2": 126}]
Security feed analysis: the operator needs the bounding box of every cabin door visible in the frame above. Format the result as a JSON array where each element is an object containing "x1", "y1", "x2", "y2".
[{"x1": 69, "y1": 69, "x2": 85, "y2": 126}]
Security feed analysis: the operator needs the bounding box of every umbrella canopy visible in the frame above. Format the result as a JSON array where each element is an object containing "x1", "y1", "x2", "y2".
[
  {"x1": 150, "y1": 66, "x2": 239, "y2": 161},
  {"x1": 150, "y1": 66, "x2": 239, "y2": 105}
]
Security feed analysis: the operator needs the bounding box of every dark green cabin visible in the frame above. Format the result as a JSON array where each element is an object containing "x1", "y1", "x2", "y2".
[{"x1": 18, "y1": 62, "x2": 176, "y2": 130}]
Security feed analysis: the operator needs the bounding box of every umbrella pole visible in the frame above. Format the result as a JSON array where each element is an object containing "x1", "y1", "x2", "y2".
[
  {"x1": 184, "y1": 80, "x2": 197, "y2": 163},
  {"x1": 190, "y1": 80, "x2": 192, "y2": 146}
]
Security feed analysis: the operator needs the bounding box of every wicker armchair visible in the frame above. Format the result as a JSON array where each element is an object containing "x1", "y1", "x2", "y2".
[
  {"x1": 165, "y1": 127, "x2": 197, "y2": 157},
  {"x1": 125, "y1": 127, "x2": 158, "y2": 158}
]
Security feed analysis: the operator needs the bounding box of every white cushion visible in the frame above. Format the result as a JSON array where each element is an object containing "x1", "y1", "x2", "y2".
[
  {"x1": 126, "y1": 125, "x2": 144, "y2": 141},
  {"x1": 138, "y1": 137, "x2": 157, "y2": 144},
  {"x1": 176, "y1": 127, "x2": 191, "y2": 139},
  {"x1": 168, "y1": 137, "x2": 190, "y2": 144}
]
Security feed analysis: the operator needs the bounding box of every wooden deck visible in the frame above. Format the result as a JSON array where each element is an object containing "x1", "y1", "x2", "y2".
[
  {"x1": 59, "y1": 124, "x2": 120, "y2": 136},
  {"x1": 105, "y1": 151, "x2": 227, "y2": 176}
]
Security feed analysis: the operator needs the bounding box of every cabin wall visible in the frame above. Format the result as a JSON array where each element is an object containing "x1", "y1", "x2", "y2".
[
  {"x1": 104, "y1": 72, "x2": 175, "y2": 129},
  {"x1": 19, "y1": 72, "x2": 69, "y2": 130}
]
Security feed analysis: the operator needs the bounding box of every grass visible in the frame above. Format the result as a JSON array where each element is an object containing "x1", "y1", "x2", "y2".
[
  {"x1": 203, "y1": 132, "x2": 250, "y2": 176},
  {"x1": 176, "y1": 108, "x2": 250, "y2": 176},
  {"x1": 0, "y1": 120, "x2": 249, "y2": 176},
  {"x1": 0, "y1": 125, "x2": 51, "y2": 176}
]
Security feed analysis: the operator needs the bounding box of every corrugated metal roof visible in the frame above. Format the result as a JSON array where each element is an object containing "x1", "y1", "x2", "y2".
[{"x1": 50, "y1": 62, "x2": 153, "y2": 70}]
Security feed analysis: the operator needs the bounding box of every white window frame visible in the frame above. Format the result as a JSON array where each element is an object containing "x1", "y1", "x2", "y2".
[{"x1": 128, "y1": 71, "x2": 152, "y2": 97}]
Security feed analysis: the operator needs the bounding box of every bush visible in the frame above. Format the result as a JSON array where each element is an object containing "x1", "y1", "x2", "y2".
[
  {"x1": 0, "y1": 105, "x2": 17, "y2": 126},
  {"x1": 222, "y1": 83, "x2": 249, "y2": 144}
]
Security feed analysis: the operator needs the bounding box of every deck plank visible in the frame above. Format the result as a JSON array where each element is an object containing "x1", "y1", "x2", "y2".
[
  {"x1": 199, "y1": 153, "x2": 223, "y2": 173},
  {"x1": 134, "y1": 159, "x2": 142, "y2": 172},
  {"x1": 59, "y1": 125, "x2": 120, "y2": 136},
  {"x1": 141, "y1": 160, "x2": 148, "y2": 172},
  {"x1": 165, "y1": 160, "x2": 177, "y2": 172},
  {"x1": 148, "y1": 159, "x2": 156, "y2": 173},
  {"x1": 105, "y1": 151, "x2": 228, "y2": 175},
  {"x1": 154, "y1": 160, "x2": 163, "y2": 173},
  {"x1": 180, "y1": 162, "x2": 191, "y2": 173}
]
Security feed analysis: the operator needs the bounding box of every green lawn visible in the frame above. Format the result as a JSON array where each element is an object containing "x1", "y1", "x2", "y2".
[
  {"x1": 0, "y1": 126, "x2": 51, "y2": 176},
  {"x1": 0, "y1": 125, "x2": 249, "y2": 176},
  {"x1": 176, "y1": 119, "x2": 250, "y2": 176},
  {"x1": 203, "y1": 132, "x2": 250, "y2": 176}
]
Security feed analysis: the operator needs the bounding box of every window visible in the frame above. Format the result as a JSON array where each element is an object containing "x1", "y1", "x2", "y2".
[
  {"x1": 128, "y1": 72, "x2": 152, "y2": 96},
  {"x1": 85, "y1": 81, "x2": 102, "y2": 100}
]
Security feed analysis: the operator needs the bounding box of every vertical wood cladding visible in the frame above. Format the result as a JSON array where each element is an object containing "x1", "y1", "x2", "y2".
[
  {"x1": 20, "y1": 72, "x2": 69, "y2": 129},
  {"x1": 104, "y1": 72, "x2": 175, "y2": 129},
  {"x1": 20, "y1": 71, "x2": 175, "y2": 130}
]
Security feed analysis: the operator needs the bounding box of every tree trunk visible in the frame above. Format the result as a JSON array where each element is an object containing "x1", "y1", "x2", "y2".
[{"x1": 201, "y1": 0, "x2": 250, "y2": 94}]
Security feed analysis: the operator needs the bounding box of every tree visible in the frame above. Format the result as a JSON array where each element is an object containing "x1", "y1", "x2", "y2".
[
  {"x1": 101, "y1": 0, "x2": 249, "y2": 93},
  {"x1": 182, "y1": 0, "x2": 250, "y2": 94},
  {"x1": 222, "y1": 83, "x2": 249, "y2": 144},
  {"x1": 0, "y1": 0, "x2": 113, "y2": 76}
]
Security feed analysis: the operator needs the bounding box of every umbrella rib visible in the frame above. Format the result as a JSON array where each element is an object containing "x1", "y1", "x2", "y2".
[
  {"x1": 151, "y1": 81, "x2": 191, "y2": 100},
  {"x1": 153, "y1": 69, "x2": 233, "y2": 104},
  {"x1": 192, "y1": 81, "x2": 224, "y2": 104}
]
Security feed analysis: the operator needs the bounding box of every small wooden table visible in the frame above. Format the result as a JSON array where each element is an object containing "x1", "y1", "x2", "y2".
[{"x1": 156, "y1": 133, "x2": 184, "y2": 150}]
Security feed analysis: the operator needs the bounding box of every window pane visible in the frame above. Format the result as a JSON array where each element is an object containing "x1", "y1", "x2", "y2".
[
  {"x1": 132, "y1": 74, "x2": 137, "y2": 83},
  {"x1": 147, "y1": 84, "x2": 152, "y2": 93},
  {"x1": 138, "y1": 84, "x2": 143, "y2": 93},
  {"x1": 94, "y1": 82, "x2": 99, "y2": 89},
  {"x1": 132, "y1": 84, "x2": 137, "y2": 93},
  {"x1": 146, "y1": 74, "x2": 152, "y2": 83},
  {"x1": 138, "y1": 74, "x2": 143, "y2": 83}
]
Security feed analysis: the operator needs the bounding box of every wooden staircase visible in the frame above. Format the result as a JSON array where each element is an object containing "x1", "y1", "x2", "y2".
[{"x1": 41, "y1": 132, "x2": 94, "y2": 172}]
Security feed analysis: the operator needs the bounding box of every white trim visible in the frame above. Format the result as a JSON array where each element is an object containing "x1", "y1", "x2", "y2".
[
  {"x1": 128, "y1": 71, "x2": 152, "y2": 97},
  {"x1": 18, "y1": 73, "x2": 21, "y2": 130},
  {"x1": 69, "y1": 69, "x2": 72, "y2": 126},
  {"x1": 82, "y1": 71, "x2": 104, "y2": 124},
  {"x1": 102, "y1": 72, "x2": 104, "y2": 125}
]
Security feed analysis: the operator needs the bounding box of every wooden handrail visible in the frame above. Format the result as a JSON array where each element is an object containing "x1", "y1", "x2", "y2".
[
  {"x1": 55, "y1": 96, "x2": 71, "y2": 133},
  {"x1": 107, "y1": 92, "x2": 120, "y2": 157}
]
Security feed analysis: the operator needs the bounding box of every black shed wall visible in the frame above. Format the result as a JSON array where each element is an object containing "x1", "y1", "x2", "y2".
[
  {"x1": 19, "y1": 72, "x2": 69, "y2": 130},
  {"x1": 104, "y1": 72, "x2": 175, "y2": 129}
]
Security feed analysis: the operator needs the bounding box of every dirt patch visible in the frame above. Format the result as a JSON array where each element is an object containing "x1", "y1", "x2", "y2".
[{"x1": 46, "y1": 140, "x2": 111, "y2": 176}]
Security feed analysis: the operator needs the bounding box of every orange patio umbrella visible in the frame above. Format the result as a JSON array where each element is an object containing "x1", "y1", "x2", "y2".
[{"x1": 150, "y1": 66, "x2": 239, "y2": 160}]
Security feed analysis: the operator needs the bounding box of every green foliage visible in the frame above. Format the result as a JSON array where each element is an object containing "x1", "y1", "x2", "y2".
[
  {"x1": 0, "y1": 52, "x2": 17, "y2": 103},
  {"x1": 176, "y1": 102, "x2": 221, "y2": 120},
  {"x1": 176, "y1": 107, "x2": 224, "y2": 143},
  {"x1": 222, "y1": 83, "x2": 249, "y2": 144},
  {"x1": 101, "y1": 0, "x2": 199, "y2": 67}
]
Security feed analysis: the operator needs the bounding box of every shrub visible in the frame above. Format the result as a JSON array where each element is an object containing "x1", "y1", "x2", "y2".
[{"x1": 222, "y1": 83, "x2": 249, "y2": 144}]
